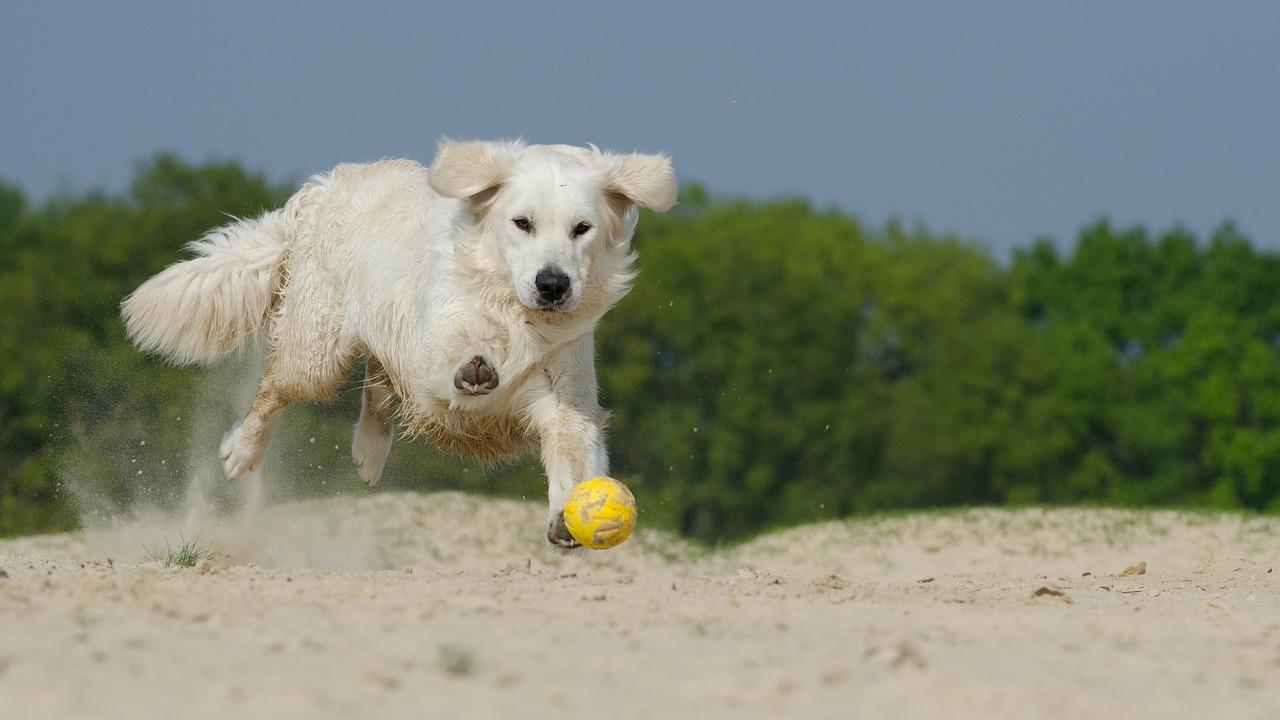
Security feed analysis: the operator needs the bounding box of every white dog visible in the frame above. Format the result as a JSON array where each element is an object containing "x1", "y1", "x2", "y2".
[{"x1": 121, "y1": 140, "x2": 676, "y2": 547}]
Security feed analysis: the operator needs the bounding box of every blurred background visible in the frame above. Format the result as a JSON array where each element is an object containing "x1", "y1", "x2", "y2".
[{"x1": 2, "y1": 2, "x2": 1279, "y2": 542}]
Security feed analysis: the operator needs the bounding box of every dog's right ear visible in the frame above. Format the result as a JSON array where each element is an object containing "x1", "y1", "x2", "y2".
[{"x1": 428, "y1": 139, "x2": 522, "y2": 199}]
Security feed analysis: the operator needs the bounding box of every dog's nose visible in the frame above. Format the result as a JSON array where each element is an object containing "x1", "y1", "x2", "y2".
[{"x1": 535, "y1": 267, "x2": 571, "y2": 305}]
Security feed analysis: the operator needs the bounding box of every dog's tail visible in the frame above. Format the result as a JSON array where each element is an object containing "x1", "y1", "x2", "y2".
[{"x1": 121, "y1": 210, "x2": 288, "y2": 366}]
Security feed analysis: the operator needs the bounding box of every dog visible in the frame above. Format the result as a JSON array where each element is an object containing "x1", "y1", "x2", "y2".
[{"x1": 121, "y1": 140, "x2": 676, "y2": 547}]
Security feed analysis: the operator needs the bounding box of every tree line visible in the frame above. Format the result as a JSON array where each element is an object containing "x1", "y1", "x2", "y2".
[{"x1": 2, "y1": 156, "x2": 1277, "y2": 542}]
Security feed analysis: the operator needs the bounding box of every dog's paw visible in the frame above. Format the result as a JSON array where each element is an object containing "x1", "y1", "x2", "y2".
[
  {"x1": 351, "y1": 422, "x2": 392, "y2": 487},
  {"x1": 454, "y1": 355, "x2": 499, "y2": 396},
  {"x1": 547, "y1": 512, "x2": 582, "y2": 549},
  {"x1": 219, "y1": 424, "x2": 266, "y2": 481}
]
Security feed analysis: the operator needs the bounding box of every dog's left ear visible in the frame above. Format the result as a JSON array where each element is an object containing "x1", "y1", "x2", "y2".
[
  {"x1": 429, "y1": 139, "x2": 522, "y2": 199},
  {"x1": 603, "y1": 153, "x2": 677, "y2": 213}
]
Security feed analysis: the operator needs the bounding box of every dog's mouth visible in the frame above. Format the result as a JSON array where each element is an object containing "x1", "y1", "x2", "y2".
[
  {"x1": 533, "y1": 298, "x2": 571, "y2": 313},
  {"x1": 526, "y1": 291, "x2": 578, "y2": 313}
]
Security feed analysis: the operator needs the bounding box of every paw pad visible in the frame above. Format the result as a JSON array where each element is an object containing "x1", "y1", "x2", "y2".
[{"x1": 454, "y1": 355, "x2": 499, "y2": 395}]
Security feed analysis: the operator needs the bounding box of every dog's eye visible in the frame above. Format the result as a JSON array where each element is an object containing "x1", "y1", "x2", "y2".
[
  {"x1": 512, "y1": 217, "x2": 532, "y2": 232},
  {"x1": 572, "y1": 222, "x2": 592, "y2": 237}
]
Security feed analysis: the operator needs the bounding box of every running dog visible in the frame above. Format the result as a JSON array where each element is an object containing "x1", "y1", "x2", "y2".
[{"x1": 121, "y1": 140, "x2": 676, "y2": 547}]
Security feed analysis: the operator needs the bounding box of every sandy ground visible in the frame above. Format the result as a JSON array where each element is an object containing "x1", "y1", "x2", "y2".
[{"x1": 1, "y1": 492, "x2": 1278, "y2": 719}]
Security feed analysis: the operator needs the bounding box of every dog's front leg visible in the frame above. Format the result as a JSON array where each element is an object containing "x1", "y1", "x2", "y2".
[
  {"x1": 537, "y1": 402, "x2": 608, "y2": 548},
  {"x1": 529, "y1": 338, "x2": 608, "y2": 548}
]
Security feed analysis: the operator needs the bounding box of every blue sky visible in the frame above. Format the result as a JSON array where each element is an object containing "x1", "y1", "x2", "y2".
[{"x1": 2, "y1": 1, "x2": 1277, "y2": 254}]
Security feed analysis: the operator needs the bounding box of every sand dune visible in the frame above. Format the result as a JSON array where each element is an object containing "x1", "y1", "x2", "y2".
[{"x1": 2, "y1": 492, "x2": 1278, "y2": 719}]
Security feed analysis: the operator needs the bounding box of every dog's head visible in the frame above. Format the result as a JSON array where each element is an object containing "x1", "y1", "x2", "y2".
[{"x1": 428, "y1": 140, "x2": 676, "y2": 313}]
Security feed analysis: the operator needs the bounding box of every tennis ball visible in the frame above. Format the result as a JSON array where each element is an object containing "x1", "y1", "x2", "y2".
[{"x1": 562, "y1": 477, "x2": 637, "y2": 550}]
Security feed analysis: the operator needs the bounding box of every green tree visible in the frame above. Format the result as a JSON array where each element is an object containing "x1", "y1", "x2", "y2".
[{"x1": 5, "y1": 158, "x2": 1280, "y2": 543}]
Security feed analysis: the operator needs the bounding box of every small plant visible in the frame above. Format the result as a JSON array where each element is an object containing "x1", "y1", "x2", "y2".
[
  {"x1": 438, "y1": 644, "x2": 475, "y2": 676},
  {"x1": 143, "y1": 535, "x2": 212, "y2": 568}
]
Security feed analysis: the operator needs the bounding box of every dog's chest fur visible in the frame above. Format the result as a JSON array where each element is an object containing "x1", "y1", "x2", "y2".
[
  {"x1": 401, "y1": 396, "x2": 535, "y2": 462},
  {"x1": 396, "y1": 307, "x2": 592, "y2": 462}
]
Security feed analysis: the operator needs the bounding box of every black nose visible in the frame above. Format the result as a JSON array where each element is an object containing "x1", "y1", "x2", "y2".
[{"x1": 535, "y1": 267, "x2": 571, "y2": 305}]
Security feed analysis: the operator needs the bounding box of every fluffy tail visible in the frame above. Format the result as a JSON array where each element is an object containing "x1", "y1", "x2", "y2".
[{"x1": 121, "y1": 210, "x2": 288, "y2": 366}]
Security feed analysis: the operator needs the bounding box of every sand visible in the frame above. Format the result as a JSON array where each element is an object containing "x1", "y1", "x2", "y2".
[{"x1": 1, "y1": 492, "x2": 1278, "y2": 719}]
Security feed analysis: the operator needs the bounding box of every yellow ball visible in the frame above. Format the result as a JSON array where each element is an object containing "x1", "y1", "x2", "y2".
[{"x1": 563, "y1": 477, "x2": 637, "y2": 550}]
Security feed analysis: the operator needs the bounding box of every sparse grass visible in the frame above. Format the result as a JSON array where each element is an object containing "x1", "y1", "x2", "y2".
[
  {"x1": 143, "y1": 536, "x2": 212, "y2": 568},
  {"x1": 438, "y1": 644, "x2": 475, "y2": 676}
]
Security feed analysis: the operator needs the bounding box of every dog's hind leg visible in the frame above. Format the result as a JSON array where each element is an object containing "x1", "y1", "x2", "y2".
[
  {"x1": 220, "y1": 328, "x2": 354, "y2": 481},
  {"x1": 220, "y1": 364, "x2": 291, "y2": 480},
  {"x1": 219, "y1": 234, "x2": 362, "y2": 479},
  {"x1": 352, "y1": 356, "x2": 395, "y2": 486}
]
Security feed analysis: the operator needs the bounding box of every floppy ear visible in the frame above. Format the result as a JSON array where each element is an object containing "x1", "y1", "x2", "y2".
[
  {"x1": 603, "y1": 153, "x2": 677, "y2": 212},
  {"x1": 428, "y1": 139, "x2": 522, "y2": 199}
]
